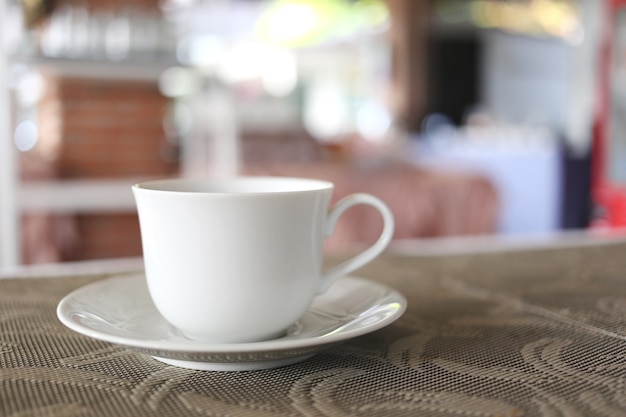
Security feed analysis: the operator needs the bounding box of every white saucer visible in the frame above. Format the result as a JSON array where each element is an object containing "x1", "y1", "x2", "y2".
[{"x1": 57, "y1": 273, "x2": 406, "y2": 371}]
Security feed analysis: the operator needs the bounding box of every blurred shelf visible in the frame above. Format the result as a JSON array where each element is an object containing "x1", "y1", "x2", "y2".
[
  {"x1": 19, "y1": 179, "x2": 139, "y2": 214},
  {"x1": 12, "y1": 55, "x2": 178, "y2": 81}
]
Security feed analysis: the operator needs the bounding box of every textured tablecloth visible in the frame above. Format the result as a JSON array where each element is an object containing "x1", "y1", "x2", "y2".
[{"x1": 2, "y1": 241, "x2": 626, "y2": 416}]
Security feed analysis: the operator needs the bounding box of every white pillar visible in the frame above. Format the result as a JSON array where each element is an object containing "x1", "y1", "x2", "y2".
[
  {"x1": 182, "y1": 82, "x2": 240, "y2": 178},
  {"x1": 206, "y1": 83, "x2": 239, "y2": 178},
  {"x1": 0, "y1": 0, "x2": 20, "y2": 268}
]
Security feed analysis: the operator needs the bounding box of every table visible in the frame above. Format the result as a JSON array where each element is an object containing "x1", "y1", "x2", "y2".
[{"x1": 2, "y1": 239, "x2": 626, "y2": 416}]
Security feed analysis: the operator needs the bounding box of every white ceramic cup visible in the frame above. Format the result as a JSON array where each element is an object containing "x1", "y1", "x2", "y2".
[{"x1": 132, "y1": 176, "x2": 394, "y2": 343}]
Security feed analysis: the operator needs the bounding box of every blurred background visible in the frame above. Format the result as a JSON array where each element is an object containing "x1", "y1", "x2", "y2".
[{"x1": 0, "y1": 0, "x2": 622, "y2": 267}]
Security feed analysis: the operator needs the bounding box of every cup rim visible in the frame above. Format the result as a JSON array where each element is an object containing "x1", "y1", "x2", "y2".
[{"x1": 132, "y1": 176, "x2": 334, "y2": 195}]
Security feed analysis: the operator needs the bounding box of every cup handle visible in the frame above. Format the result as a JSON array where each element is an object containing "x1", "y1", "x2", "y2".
[{"x1": 318, "y1": 193, "x2": 395, "y2": 294}]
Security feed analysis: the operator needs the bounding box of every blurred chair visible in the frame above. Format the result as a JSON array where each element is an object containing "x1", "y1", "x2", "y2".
[{"x1": 244, "y1": 160, "x2": 499, "y2": 252}]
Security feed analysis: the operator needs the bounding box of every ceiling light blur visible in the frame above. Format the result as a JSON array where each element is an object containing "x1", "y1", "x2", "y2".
[
  {"x1": 14, "y1": 120, "x2": 38, "y2": 152},
  {"x1": 177, "y1": 34, "x2": 224, "y2": 68},
  {"x1": 356, "y1": 100, "x2": 391, "y2": 142},
  {"x1": 260, "y1": 48, "x2": 298, "y2": 96},
  {"x1": 303, "y1": 77, "x2": 350, "y2": 141},
  {"x1": 262, "y1": 3, "x2": 319, "y2": 44},
  {"x1": 158, "y1": 66, "x2": 203, "y2": 97},
  {"x1": 215, "y1": 43, "x2": 298, "y2": 96}
]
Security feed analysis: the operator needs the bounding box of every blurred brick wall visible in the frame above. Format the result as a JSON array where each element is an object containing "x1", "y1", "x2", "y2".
[
  {"x1": 41, "y1": 77, "x2": 177, "y2": 262},
  {"x1": 15, "y1": 0, "x2": 179, "y2": 263},
  {"x1": 73, "y1": 213, "x2": 147, "y2": 261},
  {"x1": 56, "y1": 78, "x2": 175, "y2": 179}
]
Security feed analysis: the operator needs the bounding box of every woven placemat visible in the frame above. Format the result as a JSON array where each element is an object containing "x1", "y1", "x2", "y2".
[{"x1": 2, "y1": 242, "x2": 626, "y2": 416}]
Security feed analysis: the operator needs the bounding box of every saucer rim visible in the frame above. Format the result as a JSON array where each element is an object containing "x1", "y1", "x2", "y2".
[{"x1": 56, "y1": 273, "x2": 407, "y2": 354}]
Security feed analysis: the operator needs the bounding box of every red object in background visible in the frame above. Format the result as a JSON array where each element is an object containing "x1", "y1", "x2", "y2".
[
  {"x1": 592, "y1": 0, "x2": 626, "y2": 229},
  {"x1": 592, "y1": 183, "x2": 626, "y2": 229},
  {"x1": 606, "y1": 186, "x2": 626, "y2": 226}
]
